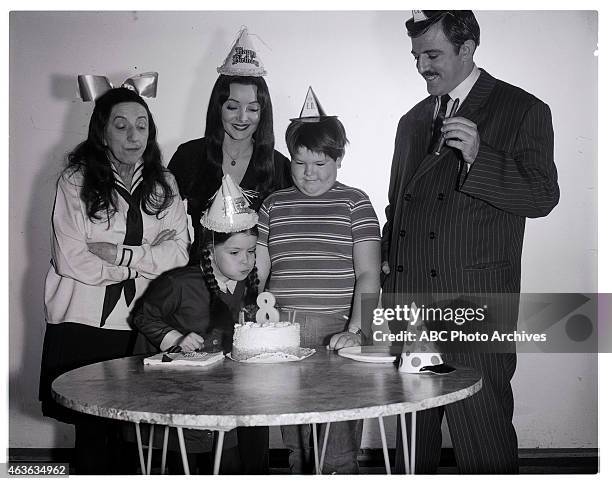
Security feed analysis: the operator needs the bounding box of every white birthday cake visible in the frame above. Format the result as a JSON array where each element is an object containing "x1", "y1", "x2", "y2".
[{"x1": 232, "y1": 321, "x2": 300, "y2": 361}]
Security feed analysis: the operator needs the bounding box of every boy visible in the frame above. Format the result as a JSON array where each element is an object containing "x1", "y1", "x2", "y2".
[{"x1": 256, "y1": 88, "x2": 381, "y2": 474}]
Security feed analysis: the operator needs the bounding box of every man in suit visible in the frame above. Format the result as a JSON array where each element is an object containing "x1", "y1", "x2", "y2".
[{"x1": 381, "y1": 11, "x2": 560, "y2": 473}]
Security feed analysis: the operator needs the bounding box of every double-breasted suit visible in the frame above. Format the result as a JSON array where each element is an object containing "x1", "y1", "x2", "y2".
[{"x1": 382, "y1": 69, "x2": 559, "y2": 473}]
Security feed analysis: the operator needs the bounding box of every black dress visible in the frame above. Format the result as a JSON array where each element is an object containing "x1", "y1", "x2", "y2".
[{"x1": 168, "y1": 137, "x2": 292, "y2": 264}]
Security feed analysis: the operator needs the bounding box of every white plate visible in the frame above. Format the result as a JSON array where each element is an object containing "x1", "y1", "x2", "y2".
[
  {"x1": 227, "y1": 347, "x2": 316, "y2": 363},
  {"x1": 337, "y1": 346, "x2": 397, "y2": 363}
]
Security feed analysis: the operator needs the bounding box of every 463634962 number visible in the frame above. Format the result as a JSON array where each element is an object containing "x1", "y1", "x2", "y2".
[{"x1": 3, "y1": 463, "x2": 69, "y2": 477}]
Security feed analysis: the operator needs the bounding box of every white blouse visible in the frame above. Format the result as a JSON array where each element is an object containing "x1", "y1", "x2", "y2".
[{"x1": 44, "y1": 164, "x2": 190, "y2": 330}]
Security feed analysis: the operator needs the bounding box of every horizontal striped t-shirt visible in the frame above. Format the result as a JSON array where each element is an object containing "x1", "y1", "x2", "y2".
[{"x1": 257, "y1": 182, "x2": 380, "y2": 314}]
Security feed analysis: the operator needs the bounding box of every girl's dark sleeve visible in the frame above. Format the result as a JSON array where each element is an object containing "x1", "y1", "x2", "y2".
[{"x1": 132, "y1": 274, "x2": 183, "y2": 349}]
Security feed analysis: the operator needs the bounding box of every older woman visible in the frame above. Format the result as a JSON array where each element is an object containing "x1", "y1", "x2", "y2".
[
  {"x1": 168, "y1": 29, "x2": 292, "y2": 265},
  {"x1": 39, "y1": 87, "x2": 189, "y2": 474}
]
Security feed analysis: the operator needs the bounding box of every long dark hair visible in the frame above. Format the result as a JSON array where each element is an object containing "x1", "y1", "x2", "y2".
[
  {"x1": 66, "y1": 87, "x2": 173, "y2": 221},
  {"x1": 199, "y1": 226, "x2": 259, "y2": 351},
  {"x1": 203, "y1": 75, "x2": 276, "y2": 198}
]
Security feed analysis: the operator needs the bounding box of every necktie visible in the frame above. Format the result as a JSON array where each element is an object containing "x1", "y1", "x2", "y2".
[
  {"x1": 429, "y1": 94, "x2": 451, "y2": 153},
  {"x1": 100, "y1": 184, "x2": 143, "y2": 326}
]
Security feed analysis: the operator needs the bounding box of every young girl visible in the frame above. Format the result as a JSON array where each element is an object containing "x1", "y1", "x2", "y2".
[
  {"x1": 133, "y1": 226, "x2": 259, "y2": 356},
  {"x1": 132, "y1": 175, "x2": 266, "y2": 474}
]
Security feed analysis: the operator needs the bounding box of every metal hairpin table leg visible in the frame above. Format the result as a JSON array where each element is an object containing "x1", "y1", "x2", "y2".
[
  {"x1": 318, "y1": 422, "x2": 331, "y2": 474},
  {"x1": 161, "y1": 426, "x2": 169, "y2": 475},
  {"x1": 134, "y1": 423, "x2": 146, "y2": 475},
  {"x1": 377, "y1": 416, "x2": 392, "y2": 474},
  {"x1": 176, "y1": 427, "x2": 190, "y2": 475},
  {"x1": 213, "y1": 430, "x2": 226, "y2": 475},
  {"x1": 312, "y1": 423, "x2": 320, "y2": 475},
  {"x1": 410, "y1": 412, "x2": 417, "y2": 475},
  {"x1": 400, "y1": 412, "x2": 409, "y2": 474},
  {"x1": 146, "y1": 424, "x2": 155, "y2": 475}
]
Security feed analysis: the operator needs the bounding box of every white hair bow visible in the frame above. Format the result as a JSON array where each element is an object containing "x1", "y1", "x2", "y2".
[{"x1": 77, "y1": 72, "x2": 158, "y2": 101}]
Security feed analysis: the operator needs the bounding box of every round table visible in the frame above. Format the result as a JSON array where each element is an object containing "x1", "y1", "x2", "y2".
[{"x1": 52, "y1": 349, "x2": 481, "y2": 475}]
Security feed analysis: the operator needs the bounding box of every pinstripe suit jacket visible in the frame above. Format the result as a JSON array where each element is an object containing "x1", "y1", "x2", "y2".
[{"x1": 381, "y1": 69, "x2": 560, "y2": 295}]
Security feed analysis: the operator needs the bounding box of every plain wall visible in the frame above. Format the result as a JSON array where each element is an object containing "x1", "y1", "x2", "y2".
[{"x1": 9, "y1": 10, "x2": 597, "y2": 449}]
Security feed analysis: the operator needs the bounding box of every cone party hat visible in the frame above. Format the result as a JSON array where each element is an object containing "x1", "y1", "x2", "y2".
[
  {"x1": 290, "y1": 86, "x2": 337, "y2": 122},
  {"x1": 200, "y1": 174, "x2": 259, "y2": 233},
  {"x1": 217, "y1": 27, "x2": 267, "y2": 77}
]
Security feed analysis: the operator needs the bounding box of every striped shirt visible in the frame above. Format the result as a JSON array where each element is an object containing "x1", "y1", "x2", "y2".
[{"x1": 257, "y1": 182, "x2": 380, "y2": 314}]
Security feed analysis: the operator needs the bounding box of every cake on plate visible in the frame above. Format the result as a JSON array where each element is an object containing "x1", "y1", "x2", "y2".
[{"x1": 232, "y1": 321, "x2": 300, "y2": 361}]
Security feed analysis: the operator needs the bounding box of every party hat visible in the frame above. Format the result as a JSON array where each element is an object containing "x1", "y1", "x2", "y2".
[
  {"x1": 200, "y1": 175, "x2": 259, "y2": 232},
  {"x1": 290, "y1": 86, "x2": 337, "y2": 122},
  {"x1": 412, "y1": 10, "x2": 428, "y2": 22},
  {"x1": 405, "y1": 11, "x2": 450, "y2": 34},
  {"x1": 217, "y1": 27, "x2": 267, "y2": 77},
  {"x1": 398, "y1": 344, "x2": 452, "y2": 374},
  {"x1": 398, "y1": 303, "x2": 454, "y2": 375}
]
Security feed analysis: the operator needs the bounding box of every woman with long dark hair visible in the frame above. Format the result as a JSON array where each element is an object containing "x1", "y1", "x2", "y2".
[
  {"x1": 168, "y1": 28, "x2": 292, "y2": 265},
  {"x1": 40, "y1": 87, "x2": 190, "y2": 474}
]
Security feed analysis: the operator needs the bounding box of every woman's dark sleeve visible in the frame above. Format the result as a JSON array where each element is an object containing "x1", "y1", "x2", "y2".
[
  {"x1": 273, "y1": 150, "x2": 293, "y2": 190},
  {"x1": 168, "y1": 139, "x2": 209, "y2": 201},
  {"x1": 167, "y1": 143, "x2": 190, "y2": 200},
  {"x1": 168, "y1": 139, "x2": 210, "y2": 265}
]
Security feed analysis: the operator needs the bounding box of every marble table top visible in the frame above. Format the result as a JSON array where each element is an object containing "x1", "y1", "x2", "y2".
[{"x1": 52, "y1": 349, "x2": 481, "y2": 431}]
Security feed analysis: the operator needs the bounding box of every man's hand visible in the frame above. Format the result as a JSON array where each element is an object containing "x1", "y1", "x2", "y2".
[
  {"x1": 381, "y1": 261, "x2": 391, "y2": 275},
  {"x1": 328, "y1": 331, "x2": 361, "y2": 350},
  {"x1": 87, "y1": 242, "x2": 118, "y2": 264},
  {"x1": 442, "y1": 116, "x2": 480, "y2": 164}
]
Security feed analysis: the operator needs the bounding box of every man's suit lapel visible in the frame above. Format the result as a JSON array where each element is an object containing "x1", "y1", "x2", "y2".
[
  {"x1": 396, "y1": 97, "x2": 435, "y2": 195},
  {"x1": 402, "y1": 69, "x2": 498, "y2": 193},
  {"x1": 454, "y1": 68, "x2": 496, "y2": 119}
]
